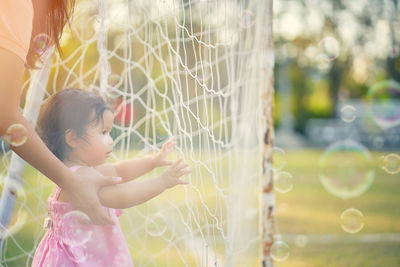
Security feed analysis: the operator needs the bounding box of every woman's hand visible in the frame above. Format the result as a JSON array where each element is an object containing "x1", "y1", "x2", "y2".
[
  {"x1": 63, "y1": 169, "x2": 122, "y2": 225},
  {"x1": 160, "y1": 158, "x2": 191, "y2": 189},
  {"x1": 152, "y1": 137, "x2": 177, "y2": 167}
]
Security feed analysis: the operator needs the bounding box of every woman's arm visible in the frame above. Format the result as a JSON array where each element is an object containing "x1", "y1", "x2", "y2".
[
  {"x1": 0, "y1": 48, "x2": 121, "y2": 225},
  {"x1": 95, "y1": 137, "x2": 177, "y2": 182},
  {"x1": 98, "y1": 158, "x2": 191, "y2": 209}
]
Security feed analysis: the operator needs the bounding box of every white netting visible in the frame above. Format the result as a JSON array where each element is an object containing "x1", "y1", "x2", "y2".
[{"x1": 0, "y1": 0, "x2": 272, "y2": 266}]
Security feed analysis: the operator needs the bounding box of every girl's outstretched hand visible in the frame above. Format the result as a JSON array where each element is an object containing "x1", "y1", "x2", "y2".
[
  {"x1": 161, "y1": 158, "x2": 191, "y2": 189},
  {"x1": 152, "y1": 136, "x2": 177, "y2": 167}
]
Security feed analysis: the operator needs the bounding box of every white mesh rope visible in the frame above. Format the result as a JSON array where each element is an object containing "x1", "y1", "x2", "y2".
[{"x1": 0, "y1": 0, "x2": 272, "y2": 266}]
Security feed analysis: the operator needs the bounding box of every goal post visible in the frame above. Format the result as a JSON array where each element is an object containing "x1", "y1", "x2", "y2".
[{"x1": 258, "y1": 0, "x2": 276, "y2": 266}]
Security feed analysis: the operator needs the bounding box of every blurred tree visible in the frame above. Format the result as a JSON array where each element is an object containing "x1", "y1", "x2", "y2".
[{"x1": 274, "y1": 0, "x2": 400, "y2": 134}]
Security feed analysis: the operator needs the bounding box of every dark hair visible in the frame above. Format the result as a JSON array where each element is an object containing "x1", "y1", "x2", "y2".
[
  {"x1": 36, "y1": 88, "x2": 112, "y2": 161},
  {"x1": 27, "y1": 0, "x2": 76, "y2": 68}
]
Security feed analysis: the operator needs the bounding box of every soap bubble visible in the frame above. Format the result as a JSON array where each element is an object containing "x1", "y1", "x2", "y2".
[
  {"x1": 319, "y1": 139, "x2": 374, "y2": 199},
  {"x1": 274, "y1": 171, "x2": 293, "y2": 194},
  {"x1": 239, "y1": 10, "x2": 255, "y2": 29},
  {"x1": 367, "y1": 80, "x2": 400, "y2": 130},
  {"x1": 265, "y1": 147, "x2": 286, "y2": 171},
  {"x1": 113, "y1": 252, "x2": 131, "y2": 266},
  {"x1": 194, "y1": 61, "x2": 212, "y2": 83},
  {"x1": 340, "y1": 208, "x2": 364, "y2": 234},
  {"x1": 319, "y1": 37, "x2": 340, "y2": 61},
  {"x1": 295, "y1": 234, "x2": 308, "y2": 248},
  {"x1": 67, "y1": 246, "x2": 87, "y2": 263},
  {"x1": 145, "y1": 213, "x2": 167, "y2": 236},
  {"x1": 1, "y1": 124, "x2": 28, "y2": 147},
  {"x1": 340, "y1": 105, "x2": 357, "y2": 123},
  {"x1": 380, "y1": 153, "x2": 400, "y2": 175},
  {"x1": 271, "y1": 240, "x2": 289, "y2": 262},
  {"x1": 61, "y1": 211, "x2": 93, "y2": 246},
  {"x1": 33, "y1": 33, "x2": 51, "y2": 54}
]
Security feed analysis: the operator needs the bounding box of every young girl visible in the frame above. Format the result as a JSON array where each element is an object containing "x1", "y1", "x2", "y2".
[{"x1": 31, "y1": 88, "x2": 191, "y2": 266}]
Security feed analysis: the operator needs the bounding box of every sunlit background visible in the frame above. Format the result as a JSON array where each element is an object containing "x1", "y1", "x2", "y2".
[
  {"x1": 273, "y1": 0, "x2": 400, "y2": 266},
  {"x1": 0, "y1": 0, "x2": 399, "y2": 266}
]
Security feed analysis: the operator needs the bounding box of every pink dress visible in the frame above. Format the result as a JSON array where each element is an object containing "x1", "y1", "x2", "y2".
[{"x1": 32, "y1": 166, "x2": 134, "y2": 267}]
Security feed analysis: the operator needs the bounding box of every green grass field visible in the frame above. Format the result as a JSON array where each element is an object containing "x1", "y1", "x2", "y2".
[
  {"x1": 274, "y1": 150, "x2": 400, "y2": 267},
  {"x1": 1, "y1": 149, "x2": 399, "y2": 266}
]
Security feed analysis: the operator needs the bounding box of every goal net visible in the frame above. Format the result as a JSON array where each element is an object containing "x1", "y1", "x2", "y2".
[{"x1": 0, "y1": 0, "x2": 273, "y2": 266}]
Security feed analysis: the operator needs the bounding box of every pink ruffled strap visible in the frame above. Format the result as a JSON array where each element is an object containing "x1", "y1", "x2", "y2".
[{"x1": 115, "y1": 209, "x2": 123, "y2": 217}]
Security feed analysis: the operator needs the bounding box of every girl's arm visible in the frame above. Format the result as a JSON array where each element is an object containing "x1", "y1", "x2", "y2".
[
  {"x1": 95, "y1": 137, "x2": 177, "y2": 183},
  {"x1": 98, "y1": 156, "x2": 157, "y2": 183},
  {"x1": 98, "y1": 159, "x2": 191, "y2": 209}
]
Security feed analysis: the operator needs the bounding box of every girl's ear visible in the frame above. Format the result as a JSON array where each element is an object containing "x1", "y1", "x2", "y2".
[{"x1": 65, "y1": 129, "x2": 79, "y2": 148}]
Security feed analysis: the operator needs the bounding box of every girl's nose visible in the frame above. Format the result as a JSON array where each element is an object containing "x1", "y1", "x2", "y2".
[{"x1": 108, "y1": 135, "x2": 114, "y2": 146}]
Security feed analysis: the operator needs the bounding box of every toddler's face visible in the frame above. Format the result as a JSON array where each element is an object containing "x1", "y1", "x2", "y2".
[{"x1": 80, "y1": 110, "x2": 114, "y2": 166}]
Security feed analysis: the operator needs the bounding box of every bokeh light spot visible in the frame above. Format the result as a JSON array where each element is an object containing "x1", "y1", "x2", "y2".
[
  {"x1": 340, "y1": 105, "x2": 357, "y2": 123},
  {"x1": 319, "y1": 36, "x2": 340, "y2": 61},
  {"x1": 33, "y1": 34, "x2": 51, "y2": 54},
  {"x1": 340, "y1": 208, "x2": 364, "y2": 234},
  {"x1": 1, "y1": 124, "x2": 28, "y2": 147},
  {"x1": 61, "y1": 211, "x2": 93, "y2": 246},
  {"x1": 271, "y1": 240, "x2": 290, "y2": 262},
  {"x1": 274, "y1": 171, "x2": 293, "y2": 194},
  {"x1": 319, "y1": 139, "x2": 374, "y2": 199},
  {"x1": 367, "y1": 80, "x2": 400, "y2": 130},
  {"x1": 380, "y1": 153, "x2": 400, "y2": 175}
]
